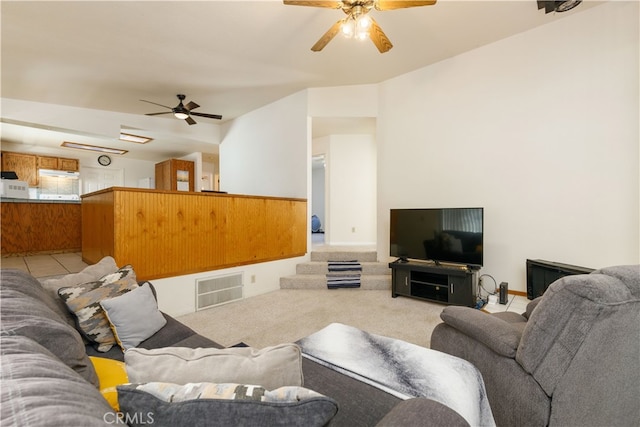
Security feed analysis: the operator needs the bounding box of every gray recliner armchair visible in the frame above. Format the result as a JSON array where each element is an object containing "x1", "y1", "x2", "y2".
[{"x1": 431, "y1": 265, "x2": 640, "y2": 427}]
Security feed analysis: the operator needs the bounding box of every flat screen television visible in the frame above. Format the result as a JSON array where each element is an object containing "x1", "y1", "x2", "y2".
[{"x1": 390, "y1": 207, "x2": 484, "y2": 268}]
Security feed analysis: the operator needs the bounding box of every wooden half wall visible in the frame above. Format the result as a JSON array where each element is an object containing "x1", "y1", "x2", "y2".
[{"x1": 82, "y1": 188, "x2": 307, "y2": 280}]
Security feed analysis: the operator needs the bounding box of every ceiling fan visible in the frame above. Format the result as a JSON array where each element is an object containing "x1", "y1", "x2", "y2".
[
  {"x1": 537, "y1": 0, "x2": 582, "y2": 14},
  {"x1": 283, "y1": 0, "x2": 437, "y2": 53},
  {"x1": 140, "y1": 94, "x2": 222, "y2": 125}
]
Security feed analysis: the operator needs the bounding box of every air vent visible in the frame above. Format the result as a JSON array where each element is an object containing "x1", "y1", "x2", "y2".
[{"x1": 196, "y1": 273, "x2": 243, "y2": 310}]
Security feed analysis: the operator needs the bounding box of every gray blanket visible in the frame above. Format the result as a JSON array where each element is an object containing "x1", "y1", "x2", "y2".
[{"x1": 296, "y1": 323, "x2": 495, "y2": 427}]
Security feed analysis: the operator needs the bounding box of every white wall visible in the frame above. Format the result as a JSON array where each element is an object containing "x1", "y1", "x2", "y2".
[
  {"x1": 377, "y1": 2, "x2": 639, "y2": 292},
  {"x1": 323, "y1": 134, "x2": 377, "y2": 245},
  {"x1": 219, "y1": 90, "x2": 309, "y2": 199},
  {"x1": 308, "y1": 84, "x2": 378, "y2": 118},
  {"x1": 151, "y1": 257, "x2": 303, "y2": 317}
]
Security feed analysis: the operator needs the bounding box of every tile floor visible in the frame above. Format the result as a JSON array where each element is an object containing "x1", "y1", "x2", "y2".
[
  {"x1": 1, "y1": 252, "x2": 88, "y2": 280},
  {"x1": 482, "y1": 293, "x2": 530, "y2": 314}
]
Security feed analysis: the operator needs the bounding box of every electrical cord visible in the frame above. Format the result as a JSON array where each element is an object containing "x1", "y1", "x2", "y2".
[{"x1": 477, "y1": 274, "x2": 498, "y2": 306}]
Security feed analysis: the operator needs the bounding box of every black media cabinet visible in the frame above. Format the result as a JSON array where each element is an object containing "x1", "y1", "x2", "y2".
[
  {"x1": 389, "y1": 261, "x2": 477, "y2": 307},
  {"x1": 526, "y1": 259, "x2": 594, "y2": 300}
]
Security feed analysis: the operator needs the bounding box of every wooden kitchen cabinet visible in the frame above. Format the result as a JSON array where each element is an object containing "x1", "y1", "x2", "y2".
[
  {"x1": 2, "y1": 152, "x2": 37, "y2": 186},
  {"x1": 2, "y1": 152, "x2": 80, "y2": 186},
  {"x1": 38, "y1": 156, "x2": 59, "y2": 169},
  {"x1": 1, "y1": 201, "x2": 81, "y2": 255},
  {"x1": 38, "y1": 156, "x2": 79, "y2": 171},
  {"x1": 59, "y1": 158, "x2": 79, "y2": 171},
  {"x1": 155, "y1": 159, "x2": 195, "y2": 191}
]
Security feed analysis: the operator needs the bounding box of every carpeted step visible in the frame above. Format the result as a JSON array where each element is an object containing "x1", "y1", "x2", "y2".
[
  {"x1": 310, "y1": 250, "x2": 378, "y2": 263},
  {"x1": 296, "y1": 261, "x2": 391, "y2": 276},
  {"x1": 280, "y1": 274, "x2": 391, "y2": 291}
]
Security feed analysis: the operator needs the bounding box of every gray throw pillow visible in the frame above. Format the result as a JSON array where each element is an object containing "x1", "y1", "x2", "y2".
[
  {"x1": 117, "y1": 382, "x2": 338, "y2": 427},
  {"x1": 100, "y1": 282, "x2": 167, "y2": 351},
  {"x1": 125, "y1": 344, "x2": 304, "y2": 391}
]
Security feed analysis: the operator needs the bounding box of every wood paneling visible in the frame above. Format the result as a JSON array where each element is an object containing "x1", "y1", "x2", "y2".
[
  {"x1": 82, "y1": 188, "x2": 307, "y2": 280},
  {"x1": 1, "y1": 202, "x2": 81, "y2": 255},
  {"x1": 81, "y1": 191, "x2": 115, "y2": 263}
]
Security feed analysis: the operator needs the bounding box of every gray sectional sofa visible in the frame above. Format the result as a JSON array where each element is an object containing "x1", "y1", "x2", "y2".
[
  {"x1": 1, "y1": 265, "x2": 466, "y2": 426},
  {"x1": 431, "y1": 264, "x2": 640, "y2": 427}
]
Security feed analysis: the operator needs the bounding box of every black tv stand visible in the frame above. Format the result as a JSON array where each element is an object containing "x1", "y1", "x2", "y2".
[{"x1": 389, "y1": 260, "x2": 478, "y2": 307}]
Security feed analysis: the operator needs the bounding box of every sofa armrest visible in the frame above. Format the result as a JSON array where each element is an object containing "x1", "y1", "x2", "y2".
[
  {"x1": 439, "y1": 306, "x2": 523, "y2": 358},
  {"x1": 376, "y1": 398, "x2": 469, "y2": 427},
  {"x1": 524, "y1": 296, "x2": 543, "y2": 319}
]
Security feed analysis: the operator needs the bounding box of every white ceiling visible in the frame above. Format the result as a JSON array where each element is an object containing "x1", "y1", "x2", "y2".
[{"x1": 0, "y1": 0, "x2": 600, "y2": 161}]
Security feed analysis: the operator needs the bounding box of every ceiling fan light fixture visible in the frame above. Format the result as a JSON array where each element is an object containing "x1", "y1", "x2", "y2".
[
  {"x1": 355, "y1": 28, "x2": 369, "y2": 40},
  {"x1": 341, "y1": 18, "x2": 355, "y2": 38},
  {"x1": 555, "y1": 0, "x2": 581, "y2": 12},
  {"x1": 537, "y1": 0, "x2": 582, "y2": 14},
  {"x1": 174, "y1": 111, "x2": 189, "y2": 120},
  {"x1": 357, "y1": 14, "x2": 372, "y2": 30}
]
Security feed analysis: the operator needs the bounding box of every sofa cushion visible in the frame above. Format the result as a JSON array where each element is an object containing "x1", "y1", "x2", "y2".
[
  {"x1": 0, "y1": 284, "x2": 99, "y2": 387},
  {"x1": 58, "y1": 264, "x2": 138, "y2": 352},
  {"x1": 117, "y1": 382, "x2": 338, "y2": 427},
  {"x1": 125, "y1": 344, "x2": 304, "y2": 391},
  {"x1": 41, "y1": 256, "x2": 119, "y2": 327},
  {"x1": 100, "y1": 282, "x2": 167, "y2": 351},
  {"x1": 85, "y1": 313, "x2": 225, "y2": 362},
  {"x1": 1, "y1": 268, "x2": 73, "y2": 326},
  {"x1": 0, "y1": 335, "x2": 114, "y2": 426}
]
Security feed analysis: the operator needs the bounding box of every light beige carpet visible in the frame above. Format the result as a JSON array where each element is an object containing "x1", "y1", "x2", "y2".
[{"x1": 177, "y1": 289, "x2": 446, "y2": 349}]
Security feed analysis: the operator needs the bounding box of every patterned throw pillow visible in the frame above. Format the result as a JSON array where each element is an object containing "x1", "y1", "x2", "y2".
[
  {"x1": 130, "y1": 382, "x2": 325, "y2": 403},
  {"x1": 117, "y1": 382, "x2": 339, "y2": 427},
  {"x1": 58, "y1": 265, "x2": 138, "y2": 352}
]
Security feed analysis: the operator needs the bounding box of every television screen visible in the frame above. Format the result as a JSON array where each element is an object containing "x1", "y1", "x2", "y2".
[{"x1": 390, "y1": 208, "x2": 483, "y2": 267}]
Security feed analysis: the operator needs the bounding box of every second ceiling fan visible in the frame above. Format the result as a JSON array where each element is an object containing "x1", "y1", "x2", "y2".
[
  {"x1": 283, "y1": 0, "x2": 437, "y2": 53},
  {"x1": 140, "y1": 94, "x2": 222, "y2": 125}
]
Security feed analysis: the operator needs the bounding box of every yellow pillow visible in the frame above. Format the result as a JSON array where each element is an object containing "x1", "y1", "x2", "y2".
[{"x1": 89, "y1": 356, "x2": 129, "y2": 411}]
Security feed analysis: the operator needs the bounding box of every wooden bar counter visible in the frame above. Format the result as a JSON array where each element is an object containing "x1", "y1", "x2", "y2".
[
  {"x1": 81, "y1": 187, "x2": 307, "y2": 280},
  {"x1": 1, "y1": 199, "x2": 81, "y2": 256}
]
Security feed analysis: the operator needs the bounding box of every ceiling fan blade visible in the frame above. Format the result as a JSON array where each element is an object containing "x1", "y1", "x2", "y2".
[
  {"x1": 145, "y1": 111, "x2": 173, "y2": 116},
  {"x1": 185, "y1": 101, "x2": 200, "y2": 111},
  {"x1": 375, "y1": 0, "x2": 436, "y2": 10},
  {"x1": 185, "y1": 116, "x2": 197, "y2": 125},
  {"x1": 140, "y1": 99, "x2": 173, "y2": 109},
  {"x1": 190, "y1": 112, "x2": 223, "y2": 120},
  {"x1": 283, "y1": 0, "x2": 342, "y2": 8},
  {"x1": 368, "y1": 17, "x2": 393, "y2": 53},
  {"x1": 311, "y1": 20, "x2": 343, "y2": 52}
]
